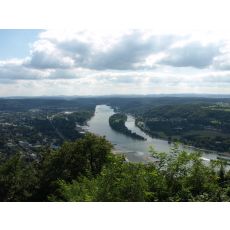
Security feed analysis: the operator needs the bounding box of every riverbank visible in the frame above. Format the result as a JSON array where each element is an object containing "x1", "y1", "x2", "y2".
[
  {"x1": 135, "y1": 117, "x2": 230, "y2": 162},
  {"x1": 81, "y1": 105, "x2": 226, "y2": 163},
  {"x1": 109, "y1": 113, "x2": 146, "y2": 140}
]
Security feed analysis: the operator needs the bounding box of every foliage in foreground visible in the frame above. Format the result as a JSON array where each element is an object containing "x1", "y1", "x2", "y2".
[
  {"x1": 54, "y1": 148, "x2": 230, "y2": 202},
  {"x1": 0, "y1": 133, "x2": 230, "y2": 201}
]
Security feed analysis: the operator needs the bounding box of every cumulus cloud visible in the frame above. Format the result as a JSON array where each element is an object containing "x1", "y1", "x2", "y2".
[
  {"x1": 0, "y1": 29, "x2": 230, "y2": 95},
  {"x1": 38, "y1": 31, "x2": 178, "y2": 70},
  {"x1": 158, "y1": 41, "x2": 220, "y2": 68},
  {"x1": 85, "y1": 32, "x2": 177, "y2": 70},
  {"x1": 212, "y1": 42, "x2": 230, "y2": 70},
  {"x1": 25, "y1": 40, "x2": 75, "y2": 69},
  {"x1": 213, "y1": 54, "x2": 230, "y2": 70},
  {"x1": 35, "y1": 30, "x2": 225, "y2": 71},
  {"x1": 0, "y1": 59, "x2": 48, "y2": 83},
  {"x1": 0, "y1": 59, "x2": 80, "y2": 83}
]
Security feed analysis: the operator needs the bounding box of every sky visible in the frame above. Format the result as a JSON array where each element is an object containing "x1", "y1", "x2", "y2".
[
  {"x1": 0, "y1": 29, "x2": 230, "y2": 96},
  {"x1": 0, "y1": 30, "x2": 43, "y2": 59}
]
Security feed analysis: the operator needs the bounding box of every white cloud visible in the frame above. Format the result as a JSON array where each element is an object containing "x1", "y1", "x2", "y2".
[
  {"x1": 158, "y1": 41, "x2": 220, "y2": 68},
  {"x1": 0, "y1": 29, "x2": 230, "y2": 95},
  {"x1": 25, "y1": 39, "x2": 75, "y2": 69},
  {"x1": 0, "y1": 59, "x2": 49, "y2": 82},
  {"x1": 34, "y1": 30, "x2": 179, "y2": 70}
]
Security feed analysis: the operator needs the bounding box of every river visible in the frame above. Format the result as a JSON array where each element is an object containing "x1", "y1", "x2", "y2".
[{"x1": 83, "y1": 105, "x2": 219, "y2": 163}]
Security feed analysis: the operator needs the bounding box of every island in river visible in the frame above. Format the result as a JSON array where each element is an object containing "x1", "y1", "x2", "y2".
[
  {"x1": 109, "y1": 113, "x2": 146, "y2": 140},
  {"x1": 83, "y1": 105, "x2": 220, "y2": 163}
]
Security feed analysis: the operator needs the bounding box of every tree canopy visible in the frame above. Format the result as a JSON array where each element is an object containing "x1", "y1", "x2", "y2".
[{"x1": 0, "y1": 133, "x2": 229, "y2": 201}]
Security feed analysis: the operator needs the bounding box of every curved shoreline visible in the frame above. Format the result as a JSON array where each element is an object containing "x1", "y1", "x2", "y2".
[
  {"x1": 134, "y1": 117, "x2": 229, "y2": 157},
  {"x1": 109, "y1": 113, "x2": 146, "y2": 141},
  {"x1": 81, "y1": 105, "x2": 227, "y2": 163}
]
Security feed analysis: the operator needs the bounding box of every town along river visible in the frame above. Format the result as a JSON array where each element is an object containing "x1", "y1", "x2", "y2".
[{"x1": 83, "y1": 105, "x2": 219, "y2": 163}]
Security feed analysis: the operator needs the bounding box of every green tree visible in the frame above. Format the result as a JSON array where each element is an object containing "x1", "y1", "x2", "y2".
[
  {"x1": 0, "y1": 154, "x2": 39, "y2": 201},
  {"x1": 38, "y1": 133, "x2": 112, "y2": 200},
  {"x1": 55, "y1": 155, "x2": 150, "y2": 202}
]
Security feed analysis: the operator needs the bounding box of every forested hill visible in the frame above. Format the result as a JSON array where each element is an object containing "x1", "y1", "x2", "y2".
[
  {"x1": 135, "y1": 103, "x2": 230, "y2": 152},
  {"x1": 0, "y1": 133, "x2": 230, "y2": 202}
]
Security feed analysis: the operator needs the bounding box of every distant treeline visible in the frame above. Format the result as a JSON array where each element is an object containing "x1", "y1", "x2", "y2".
[{"x1": 1, "y1": 96, "x2": 230, "y2": 112}]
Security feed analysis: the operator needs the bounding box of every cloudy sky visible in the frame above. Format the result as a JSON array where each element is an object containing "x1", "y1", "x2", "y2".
[{"x1": 0, "y1": 29, "x2": 230, "y2": 96}]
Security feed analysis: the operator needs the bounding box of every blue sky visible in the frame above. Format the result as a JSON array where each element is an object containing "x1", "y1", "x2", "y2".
[
  {"x1": 0, "y1": 29, "x2": 42, "y2": 59},
  {"x1": 0, "y1": 29, "x2": 229, "y2": 96}
]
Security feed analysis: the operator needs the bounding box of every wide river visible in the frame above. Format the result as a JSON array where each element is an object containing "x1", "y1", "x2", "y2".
[{"x1": 84, "y1": 105, "x2": 219, "y2": 163}]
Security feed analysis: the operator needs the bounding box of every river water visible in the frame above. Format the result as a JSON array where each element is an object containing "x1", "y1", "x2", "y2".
[{"x1": 84, "y1": 105, "x2": 219, "y2": 163}]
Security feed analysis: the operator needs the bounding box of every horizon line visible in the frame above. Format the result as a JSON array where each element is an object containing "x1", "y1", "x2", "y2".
[{"x1": 1, "y1": 93, "x2": 230, "y2": 99}]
